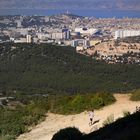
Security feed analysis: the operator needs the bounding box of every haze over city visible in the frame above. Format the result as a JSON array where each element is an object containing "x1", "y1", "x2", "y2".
[
  {"x1": 0, "y1": 0, "x2": 140, "y2": 17},
  {"x1": 0, "y1": 0, "x2": 140, "y2": 10}
]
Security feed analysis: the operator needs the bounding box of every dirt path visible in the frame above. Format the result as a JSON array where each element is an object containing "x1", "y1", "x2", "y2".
[{"x1": 17, "y1": 94, "x2": 140, "y2": 140}]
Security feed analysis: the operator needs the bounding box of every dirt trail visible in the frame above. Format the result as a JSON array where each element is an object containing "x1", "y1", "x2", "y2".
[{"x1": 17, "y1": 94, "x2": 140, "y2": 140}]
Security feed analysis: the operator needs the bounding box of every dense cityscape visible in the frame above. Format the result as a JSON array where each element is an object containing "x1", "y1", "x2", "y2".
[{"x1": 0, "y1": 13, "x2": 140, "y2": 64}]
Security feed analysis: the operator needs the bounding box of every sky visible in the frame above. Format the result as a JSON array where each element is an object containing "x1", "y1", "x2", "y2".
[
  {"x1": 0, "y1": 0, "x2": 140, "y2": 10},
  {"x1": 0, "y1": 0, "x2": 140, "y2": 17}
]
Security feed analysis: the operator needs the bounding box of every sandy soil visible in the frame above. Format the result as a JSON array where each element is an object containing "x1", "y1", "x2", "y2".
[{"x1": 17, "y1": 94, "x2": 140, "y2": 140}]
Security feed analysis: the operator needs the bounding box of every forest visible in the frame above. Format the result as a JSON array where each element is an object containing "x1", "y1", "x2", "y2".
[
  {"x1": 0, "y1": 43, "x2": 140, "y2": 139},
  {"x1": 0, "y1": 43, "x2": 140, "y2": 95}
]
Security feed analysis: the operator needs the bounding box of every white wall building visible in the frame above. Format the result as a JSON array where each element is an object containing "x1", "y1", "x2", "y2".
[
  {"x1": 14, "y1": 38, "x2": 27, "y2": 43},
  {"x1": 10, "y1": 28, "x2": 28, "y2": 36},
  {"x1": 115, "y1": 30, "x2": 140, "y2": 39},
  {"x1": 37, "y1": 33, "x2": 51, "y2": 40},
  {"x1": 71, "y1": 39, "x2": 89, "y2": 48},
  {"x1": 51, "y1": 32, "x2": 63, "y2": 40},
  {"x1": 51, "y1": 32, "x2": 70, "y2": 40}
]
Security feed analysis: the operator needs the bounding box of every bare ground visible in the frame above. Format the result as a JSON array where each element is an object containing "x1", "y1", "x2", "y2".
[{"x1": 17, "y1": 94, "x2": 140, "y2": 140}]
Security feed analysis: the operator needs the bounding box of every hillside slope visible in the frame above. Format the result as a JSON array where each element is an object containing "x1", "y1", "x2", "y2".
[
  {"x1": 17, "y1": 94, "x2": 140, "y2": 140},
  {"x1": 0, "y1": 43, "x2": 140, "y2": 94}
]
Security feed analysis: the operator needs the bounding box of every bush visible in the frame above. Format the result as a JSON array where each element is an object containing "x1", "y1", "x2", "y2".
[
  {"x1": 90, "y1": 95, "x2": 104, "y2": 109},
  {"x1": 52, "y1": 127, "x2": 83, "y2": 140},
  {"x1": 99, "y1": 93, "x2": 116, "y2": 105},
  {"x1": 123, "y1": 111, "x2": 131, "y2": 117},
  {"x1": 0, "y1": 97, "x2": 49, "y2": 139},
  {"x1": 130, "y1": 89, "x2": 140, "y2": 101},
  {"x1": 103, "y1": 114, "x2": 114, "y2": 126},
  {"x1": 70, "y1": 95, "x2": 89, "y2": 113},
  {"x1": 0, "y1": 135, "x2": 15, "y2": 140},
  {"x1": 50, "y1": 93, "x2": 116, "y2": 115}
]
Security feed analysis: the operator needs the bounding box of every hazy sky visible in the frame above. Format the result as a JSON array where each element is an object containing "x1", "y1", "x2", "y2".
[{"x1": 0, "y1": 0, "x2": 140, "y2": 10}]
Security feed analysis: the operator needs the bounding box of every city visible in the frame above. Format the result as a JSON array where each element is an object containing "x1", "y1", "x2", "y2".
[
  {"x1": 0, "y1": 13, "x2": 140, "y2": 64},
  {"x1": 0, "y1": 0, "x2": 140, "y2": 140}
]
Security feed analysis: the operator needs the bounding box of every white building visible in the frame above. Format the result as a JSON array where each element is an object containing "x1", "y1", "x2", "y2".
[
  {"x1": 75, "y1": 27, "x2": 98, "y2": 35},
  {"x1": 115, "y1": 30, "x2": 140, "y2": 39},
  {"x1": 16, "y1": 20, "x2": 22, "y2": 28},
  {"x1": 10, "y1": 28, "x2": 28, "y2": 36},
  {"x1": 14, "y1": 38, "x2": 27, "y2": 43},
  {"x1": 51, "y1": 32, "x2": 63, "y2": 40},
  {"x1": 26, "y1": 35, "x2": 32, "y2": 43},
  {"x1": 44, "y1": 17, "x2": 50, "y2": 22},
  {"x1": 37, "y1": 33, "x2": 51, "y2": 40},
  {"x1": 71, "y1": 39, "x2": 89, "y2": 48},
  {"x1": 51, "y1": 29, "x2": 70, "y2": 40}
]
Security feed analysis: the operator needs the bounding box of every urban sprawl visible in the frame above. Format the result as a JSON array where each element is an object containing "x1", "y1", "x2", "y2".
[{"x1": 0, "y1": 13, "x2": 140, "y2": 64}]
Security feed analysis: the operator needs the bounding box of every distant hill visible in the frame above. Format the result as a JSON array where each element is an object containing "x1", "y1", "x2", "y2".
[
  {"x1": 61, "y1": 13, "x2": 84, "y2": 19},
  {"x1": 51, "y1": 13, "x2": 84, "y2": 20},
  {"x1": 0, "y1": 43, "x2": 140, "y2": 95}
]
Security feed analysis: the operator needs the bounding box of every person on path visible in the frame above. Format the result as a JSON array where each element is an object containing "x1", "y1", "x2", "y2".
[{"x1": 89, "y1": 110, "x2": 94, "y2": 126}]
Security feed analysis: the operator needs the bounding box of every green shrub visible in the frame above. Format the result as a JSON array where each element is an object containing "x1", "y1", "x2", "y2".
[
  {"x1": 103, "y1": 114, "x2": 114, "y2": 126},
  {"x1": 50, "y1": 93, "x2": 116, "y2": 114},
  {"x1": 0, "y1": 135, "x2": 15, "y2": 140},
  {"x1": 70, "y1": 95, "x2": 87, "y2": 113},
  {"x1": 0, "y1": 97, "x2": 49, "y2": 139},
  {"x1": 123, "y1": 111, "x2": 131, "y2": 117},
  {"x1": 0, "y1": 93, "x2": 115, "y2": 139},
  {"x1": 0, "y1": 43, "x2": 140, "y2": 95},
  {"x1": 90, "y1": 95, "x2": 104, "y2": 109},
  {"x1": 130, "y1": 89, "x2": 140, "y2": 101},
  {"x1": 99, "y1": 93, "x2": 116, "y2": 105},
  {"x1": 52, "y1": 127, "x2": 83, "y2": 140},
  {"x1": 49, "y1": 96, "x2": 74, "y2": 114}
]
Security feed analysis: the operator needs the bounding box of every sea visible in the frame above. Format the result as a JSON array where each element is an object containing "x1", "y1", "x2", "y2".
[{"x1": 0, "y1": 9, "x2": 140, "y2": 18}]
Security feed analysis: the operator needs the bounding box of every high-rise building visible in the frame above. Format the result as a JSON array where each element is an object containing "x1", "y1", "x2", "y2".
[
  {"x1": 16, "y1": 17, "x2": 23, "y2": 28},
  {"x1": 62, "y1": 29, "x2": 70, "y2": 40},
  {"x1": 17, "y1": 20, "x2": 22, "y2": 28},
  {"x1": 26, "y1": 35, "x2": 32, "y2": 43}
]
